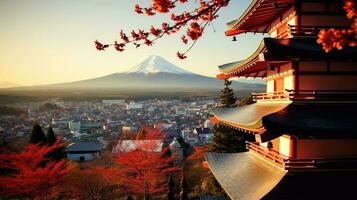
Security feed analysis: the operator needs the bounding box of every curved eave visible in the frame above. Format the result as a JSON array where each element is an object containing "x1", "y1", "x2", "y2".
[
  {"x1": 205, "y1": 152, "x2": 287, "y2": 200},
  {"x1": 218, "y1": 39, "x2": 267, "y2": 76},
  {"x1": 226, "y1": 0, "x2": 295, "y2": 36},
  {"x1": 212, "y1": 103, "x2": 290, "y2": 134}
]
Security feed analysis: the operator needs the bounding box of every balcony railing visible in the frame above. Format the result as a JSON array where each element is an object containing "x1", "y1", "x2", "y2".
[
  {"x1": 287, "y1": 89, "x2": 357, "y2": 101},
  {"x1": 247, "y1": 142, "x2": 287, "y2": 167},
  {"x1": 252, "y1": 91, "x2": 289, "y2": 102},
  {"x1": 288, "y1": 25, "x2": 350, "y2": 37},
  {"x1": 252, "y1": 90, "x2": 357, "y2": 102},
  {"x1": 247, "y1": 142, "x2": 357, "y2": 171}
]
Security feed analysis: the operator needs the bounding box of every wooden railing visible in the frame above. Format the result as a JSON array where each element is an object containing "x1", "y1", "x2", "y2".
[
  {"x1": 247, "y1": 142, "x2": 357, "y2": 171},
  {"x1": 285, "y1": 158, "x2": 357, "y2": 171},
  {"x1": 247, "y1": 142, "x2": 287, "y2": 167},
  {"x1": 288, "y1": 25, "x2": 350, "y2": 37},
  {"x1": 287, "y1": 89, "x2": 357, "y2": 101},
  {"x1": 252, "y1": 90, "x2": 357, "y2": 102},
  {"x1": 252, "y1": 91, "x2": 289, "y2": 102}
]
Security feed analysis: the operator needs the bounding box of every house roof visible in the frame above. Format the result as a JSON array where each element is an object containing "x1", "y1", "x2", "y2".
[
  {"x1": 65, "y1": 141, "x2": 103, "y2": 152},
  {"x1": 262, "y1": 103, "x2": 357, "y2": 138},
  {"x1": 225, "y1": 0, "x2": 294, "y2": 36},
  {"x1": 205, "y1": 152, "x2": 286, "y2": 200},
  {"x1": 112, "y1": 139, "x2": 163, "y2": 153},
  {"x1": 194, "y1": 127, "x2": 211, "y2": 135},
  {"x1": 212, "y1": 102, "x2": 290, "y2": 133},
  {"x1": 218, "y1": 37, "x2": 357, "y2": 77}
]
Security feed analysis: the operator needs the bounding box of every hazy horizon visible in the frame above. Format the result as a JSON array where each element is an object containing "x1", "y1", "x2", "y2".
[{"x1": 0, "y1": 0, "x2": 262, "y2": 86}]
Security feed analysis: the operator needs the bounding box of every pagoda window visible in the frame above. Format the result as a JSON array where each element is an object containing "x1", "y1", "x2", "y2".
[
  {"x1": 279, "y1": 135, "x2": 292, "y2": 158},
  {"x1": 283, "y1": 75, "x2": 294, "y2": 91}
]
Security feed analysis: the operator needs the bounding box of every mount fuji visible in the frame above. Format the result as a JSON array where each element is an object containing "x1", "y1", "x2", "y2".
[
  {"x1": 126, "y1": 55, "x2": 194, "y2": 74},
  {"x1": 4, "y1": 55, "x2": 264, "y2": 91}
]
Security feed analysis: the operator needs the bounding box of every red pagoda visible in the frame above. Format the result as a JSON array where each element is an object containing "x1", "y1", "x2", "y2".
[{"x1": 205, "y1": 0, "x2": 357, "y2": 199}]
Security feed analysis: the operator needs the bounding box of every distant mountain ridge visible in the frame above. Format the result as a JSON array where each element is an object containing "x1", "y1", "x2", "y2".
[
  {"x1": 0, "y1": 81, "x2": 21, "y2": 88},
  {"x1": 2, "y1": 55, "x2": 265, "y2": 91}
]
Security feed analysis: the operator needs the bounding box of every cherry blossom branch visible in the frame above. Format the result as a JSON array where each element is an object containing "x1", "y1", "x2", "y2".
[{"x1": 95, "y1": 0, "x2": 230, "y2": 59}]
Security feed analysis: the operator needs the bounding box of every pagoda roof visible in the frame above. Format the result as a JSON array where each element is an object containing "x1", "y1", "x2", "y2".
[
  {"x1": 212, "y1": 102, "x2": 290, "y2": 133},
  {"x1": 262, "y1": 103, "x2": 357, "y2": 138},
  {"x1": 218, "y1": 37, "x2": 357, "y2": 77},
  {"x1": 206, "y1": 152, "x2": 357, "y2": 199},
  {"x1": 205, "y1": 152, "x2": 286, "y2": 200},
  {"x1": 213, "y1": 102, "x2": 357, "y2": 142},
  {"x1": 225, "y1": 0, "x2": 294, "y2": 36}
]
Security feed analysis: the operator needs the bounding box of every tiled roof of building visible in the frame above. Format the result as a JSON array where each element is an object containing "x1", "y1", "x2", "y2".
[
  {"x1": 65, "y1": 141, "x2": 103, "y2": 152},
  {"x1": 205, "y1": 152, "x2": 286, "y2": 200},
  {"x1": 212, "y1": 102, "x2": 289, "y2": 134},
  {"x1": 218, "y1": 37, "x2": 357, "y2": 77}
]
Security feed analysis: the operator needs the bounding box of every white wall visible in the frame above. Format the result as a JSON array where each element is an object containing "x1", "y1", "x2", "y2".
[
  {"x1": 267, "y1": 80, "x2": 275, "y2": 93},
  {"x1": 284, "y1": 75, "x2": 294, "y2": 91}
]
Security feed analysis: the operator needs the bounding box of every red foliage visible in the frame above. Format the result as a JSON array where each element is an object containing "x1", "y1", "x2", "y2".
[
  {"x1": 95, "y1": 0, "x2": 230, "y2": 59},
  {"x1": 0, "y1": 140, "x2": 75, "y2": 199},
  {"x1": 65, "y1": 167, "x2": 121, "y2": 200},
  {"x1": 318, "y1": 0, "x2": 357, "y2": 52},
  {"x1": 187, "y1": 146, "x2": 209, "y2": 162},
  {"x1": 115, "y1": 129, "x2": 179, "y2": 196}
]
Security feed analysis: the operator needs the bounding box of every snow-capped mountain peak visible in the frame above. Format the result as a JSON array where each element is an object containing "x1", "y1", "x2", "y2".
[{"x1": 126, "y1": 55, "x2": 194, "y2": 74}]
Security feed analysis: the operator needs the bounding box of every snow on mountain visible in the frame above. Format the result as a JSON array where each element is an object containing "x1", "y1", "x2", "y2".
[{"x1": 125, "y1": 55, "x2": 194, "y2": 74}]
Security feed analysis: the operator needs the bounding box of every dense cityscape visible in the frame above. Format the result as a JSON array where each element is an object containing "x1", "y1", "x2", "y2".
[{"x1": 0, "y1": 97, "x2": 218, "y2": 152}]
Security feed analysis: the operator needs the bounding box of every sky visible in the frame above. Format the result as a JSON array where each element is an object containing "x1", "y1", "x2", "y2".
[{"x1": 0, "y1": 0, "x2": 263, "y2": 86}]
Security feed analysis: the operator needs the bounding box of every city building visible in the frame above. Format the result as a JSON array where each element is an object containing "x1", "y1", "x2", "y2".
[
  {"x1": 206, "y1": 0, "x2": 357, "y2": 199},
  {"x1": 69, "y1": 120, "x2": 81, "y2": 132},
  {"x1": 65, "y1": 141, "x2": 103, "y2": 161},
  {"x1": 102, "y1": 99, "x2": 126, "y2": 106},
  {"x1": 194, "y1": 127, "x2": 212, "y2": 144},
  {"x1": 126, "y1": 101, "x2": 143, "y2": 110}
]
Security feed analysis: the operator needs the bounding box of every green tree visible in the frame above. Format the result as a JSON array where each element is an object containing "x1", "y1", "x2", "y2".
[
  {"x1": 220, "y1": 79, "x2": 237, "y2": 108},
  {"x1": 166, "y1": 175, "x2": 174, "y2": 200},
  {"x1": 46, "y1": 125, "x2": 57, "y2": 146},
  {"x1": 239, "y1": 95, "x2": 254, "y2": 107},
  {"x1": 210, "y1": 125, "x2": 248, "y2": 153},
  {"x1": 45, "y1": 125, "x2": 65, "y2": 161},
  {"x1": 211, "y1": 79, "x2": 249, "y2": 153},
  {"x1": 29, "y1": 123, "x2": 47, "y2": 145}
]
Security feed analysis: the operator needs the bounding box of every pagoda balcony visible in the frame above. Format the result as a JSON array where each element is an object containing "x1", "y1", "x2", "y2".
[
  {"x1": 247, "y1": 142, "x2": 287, "y2": 168},
  {"x1": 247, "y1": 142, "x2": 357, "y2": 171},
  {"x1": 288, "y1": 25, "x2": 350, "y2": 37},
  {"x1": 252, "y1": 91, "x2": 290, "y2": 102},
  {"x1": 253, "y1": 90, "x2": 357, "y2": 103}
]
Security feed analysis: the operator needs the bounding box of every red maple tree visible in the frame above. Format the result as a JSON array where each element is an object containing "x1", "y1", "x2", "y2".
[
  {"x1": 64, "y1": 167, "x2": 122, "y2": 200},
  {"x1": 96, "y1": 0, "x2": 356, "y2": 58},
  {"x1": 0, "y1": 140, "x2": 75, "y2": 199},
  {"x1": 115, "y1": 128, "x2": 180, "y2": 198}
]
